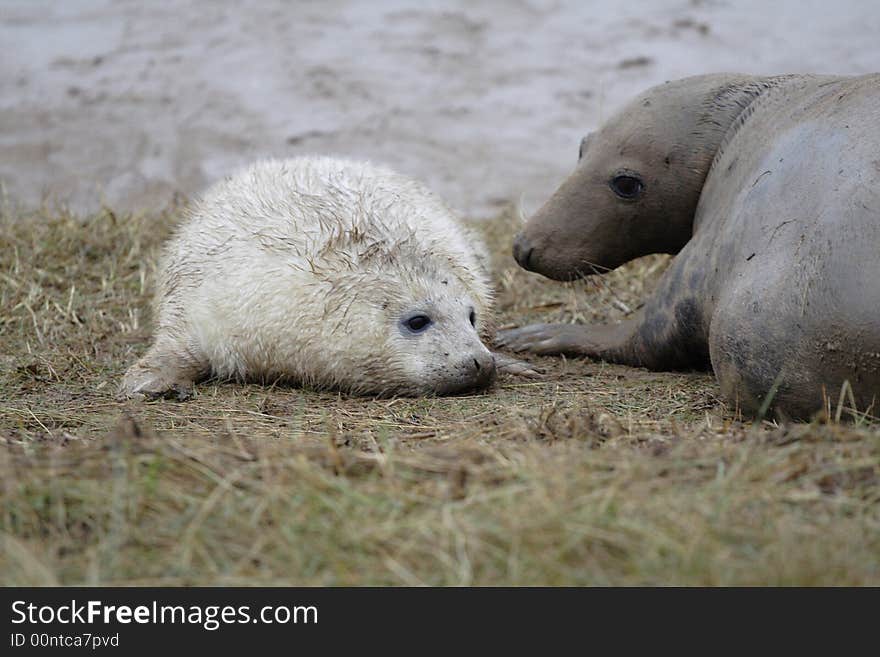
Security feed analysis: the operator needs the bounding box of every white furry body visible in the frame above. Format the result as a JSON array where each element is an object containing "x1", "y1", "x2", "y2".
[{"x1": 122, "y1": 157, "x2": 496, "y2": 398}]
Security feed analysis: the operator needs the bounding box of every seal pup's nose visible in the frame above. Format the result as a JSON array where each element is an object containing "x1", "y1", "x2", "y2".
[
  {"x1": 466, "y1": 351, "x2": 496, "y2": 389},
  {"x1": 512, "y1": 233, "x2": 535, "y2": 271}
]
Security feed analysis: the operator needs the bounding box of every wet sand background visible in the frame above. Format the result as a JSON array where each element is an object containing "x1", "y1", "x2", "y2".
[{"x1": 2, "y1": 0, "x2": 879, "y2": 217}]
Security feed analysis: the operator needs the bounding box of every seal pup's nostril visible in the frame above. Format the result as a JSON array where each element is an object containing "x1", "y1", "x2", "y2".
[{"x1": 468, "y1": 352, "x2": 496, "y2": 390}]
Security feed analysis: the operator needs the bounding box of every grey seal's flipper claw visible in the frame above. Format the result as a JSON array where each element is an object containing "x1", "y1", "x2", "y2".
[{"x1": 491, "y1": 352, "x2": 543, "y2": 378}]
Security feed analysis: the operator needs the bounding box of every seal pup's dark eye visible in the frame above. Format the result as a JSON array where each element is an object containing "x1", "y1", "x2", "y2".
[
  {"x1": 403, "y1": 315, "x2": 432, "y2": 333},
  {"x1": 610, "y1": 174, "x2": 644, "y2": 199},
  {"x1": 469, "y1": 309, "x2": 476, "y2": 327}
]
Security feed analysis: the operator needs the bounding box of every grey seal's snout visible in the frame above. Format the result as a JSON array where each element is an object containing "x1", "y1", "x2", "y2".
[{"x1": 512, "y1": 232, "x2": 535, "y2": 271}]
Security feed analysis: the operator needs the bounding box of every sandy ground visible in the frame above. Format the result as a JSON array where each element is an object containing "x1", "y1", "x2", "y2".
[{"x1": 2, "y1": 0, "x2": 879, "y2": 218}]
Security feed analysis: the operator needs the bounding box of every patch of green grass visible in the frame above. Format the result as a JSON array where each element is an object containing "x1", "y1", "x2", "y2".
[{"x1": 1, "y1": 204, "x2": 878, "y2": 585}]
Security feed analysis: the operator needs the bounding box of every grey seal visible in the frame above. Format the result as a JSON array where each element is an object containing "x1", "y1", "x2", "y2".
[{"x1": 498, "y1": 74, "x2": 880, "y2": 419}]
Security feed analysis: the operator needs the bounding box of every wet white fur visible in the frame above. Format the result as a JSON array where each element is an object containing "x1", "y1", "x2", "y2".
[{"x1": 121, "y1": 157, "x2": 495, "y2": 397}]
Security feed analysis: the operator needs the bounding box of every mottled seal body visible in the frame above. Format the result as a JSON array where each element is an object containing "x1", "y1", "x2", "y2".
[
  {"x1": 500, "y1": 74, "x2": 880, "y2": 418},
  {"x1": 121, "y1": 157, "x2": 497, "y2": 399}
]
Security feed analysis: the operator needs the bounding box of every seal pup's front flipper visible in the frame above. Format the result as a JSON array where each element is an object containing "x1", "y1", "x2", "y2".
[{"x1": 117, "y1": 337, "x2": 207, "y2": 401}]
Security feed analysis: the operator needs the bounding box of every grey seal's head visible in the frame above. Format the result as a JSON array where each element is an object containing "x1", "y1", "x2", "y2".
[{"x1": 513, "y1": 74, "x2": 766, "y2": 280}]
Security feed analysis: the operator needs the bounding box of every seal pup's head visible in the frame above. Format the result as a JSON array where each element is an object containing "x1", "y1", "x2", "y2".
[
  {"x1": 310, "y1": 231, "x2": 496, "y2": 397},
  {"x1": 513, "y1": 74, "x2": 768, "y2": 280},
  {"x1": 388, "y1": 271, "x2": 495, "y2": 396}
]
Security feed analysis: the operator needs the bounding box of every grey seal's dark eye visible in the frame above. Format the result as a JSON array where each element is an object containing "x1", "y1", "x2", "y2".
[
  {"x1": 610, "y1": 174, "x2": 644, "y2": 200},
  {"x1": 403, "y1": 314, "x2": 432, "y2": 333},
  {"x1": 469, "y1": 309, "x2": 476, "y2": 327}
]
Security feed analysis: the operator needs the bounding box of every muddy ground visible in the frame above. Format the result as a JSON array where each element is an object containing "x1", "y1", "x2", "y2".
[{"x1": 2, "y1": 0, "x2": 879, "y2": 217}]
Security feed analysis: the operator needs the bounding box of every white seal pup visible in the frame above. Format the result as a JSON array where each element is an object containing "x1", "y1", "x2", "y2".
[{"x1": 120, "y1": 156, "x2": 515, "y2": 399}]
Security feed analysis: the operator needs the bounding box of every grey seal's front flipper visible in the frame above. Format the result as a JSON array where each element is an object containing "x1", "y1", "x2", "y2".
[
  {"x1": 496, "y1": 322, "x2": 633, "y2": 361},
  {"x1": 492, "y1": 352, "x2": 543, "y2": 378}
]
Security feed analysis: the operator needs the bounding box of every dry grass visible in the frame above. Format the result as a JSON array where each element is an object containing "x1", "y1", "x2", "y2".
[{"x1": 1, "y1": 201, "x2": 878, "y2": 585}]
